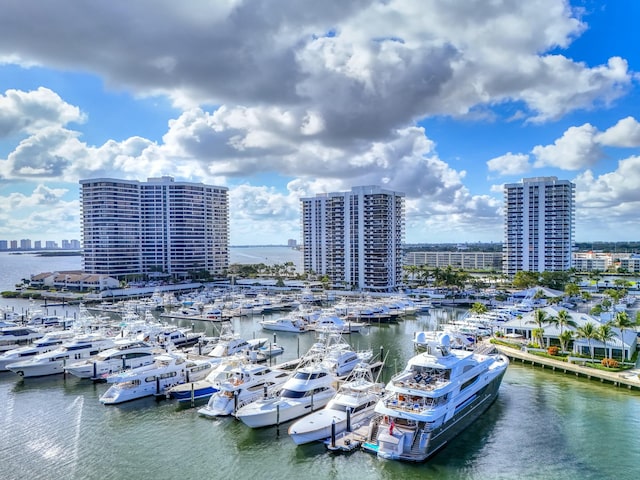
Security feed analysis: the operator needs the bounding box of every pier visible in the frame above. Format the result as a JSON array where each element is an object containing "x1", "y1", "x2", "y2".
[{"x1": 494, "y1": 344, "x2": 640, "y2": 391}]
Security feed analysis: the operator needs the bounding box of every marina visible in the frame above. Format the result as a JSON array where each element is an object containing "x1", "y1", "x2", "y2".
[{"x1": 1, "y1": 249, "x2": 640, "y2": 479}]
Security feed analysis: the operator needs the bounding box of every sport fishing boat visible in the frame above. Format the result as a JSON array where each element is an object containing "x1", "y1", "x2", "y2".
[
  {"x1": 234, "y1": 360, "x2": 337, "y2": 428},
  {"x1": 362, "y1": 333, "x2": 509, "y2": 462},
  {"x1": 288, "y1": 362, "x2": 385, "y2": 445},
  {"x1": 197, "y1": 363, "x2": 290, "y2": 417}
]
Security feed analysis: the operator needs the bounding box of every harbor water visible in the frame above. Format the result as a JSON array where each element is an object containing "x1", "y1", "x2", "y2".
[{"x1": 1, "y1": 250, "x2": 640, "y2": 480}]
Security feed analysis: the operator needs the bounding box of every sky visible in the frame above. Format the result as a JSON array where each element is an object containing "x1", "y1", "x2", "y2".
[{"x1": 0, "y1": 0, "x2": 639, "y2": 246}]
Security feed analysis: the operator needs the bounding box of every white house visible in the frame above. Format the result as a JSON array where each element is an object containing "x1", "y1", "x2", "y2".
[{"x1": 499, "y1": 305, "x2": 637, "y2": 361}]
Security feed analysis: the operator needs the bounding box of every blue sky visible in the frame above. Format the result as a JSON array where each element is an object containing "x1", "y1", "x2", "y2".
[{"x1": 0, "y1": 0, "x2": 639, "y2": 246}]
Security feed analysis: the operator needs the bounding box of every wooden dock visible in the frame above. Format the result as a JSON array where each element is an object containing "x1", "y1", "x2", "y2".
[
  {"x1": 494, "y1": 344, "x2": 640, "y2": 391},
  {"x1": 325, "y1": 421, "x2": 372, "y2": 453}
]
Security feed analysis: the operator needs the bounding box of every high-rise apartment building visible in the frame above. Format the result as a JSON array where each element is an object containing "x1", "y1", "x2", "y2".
[
  {"x1": 503, "y1": 176, "x2": 575, "y2": 276},
  {"x1": 80, "y1": 176, "x2": 229, "y2": 279},
  {"x1": 301, "y1": 185, "x2": 405, "y2": 291}
]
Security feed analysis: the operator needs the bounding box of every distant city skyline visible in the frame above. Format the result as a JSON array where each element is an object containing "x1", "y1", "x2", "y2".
[{"x1": 0, "y1": 2, "x2": 639, "y2": 245}]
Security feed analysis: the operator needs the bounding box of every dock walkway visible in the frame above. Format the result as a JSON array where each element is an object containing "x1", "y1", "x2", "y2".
[{"x1": 493, "y1": 343, "x2": 640, "y2": 391}]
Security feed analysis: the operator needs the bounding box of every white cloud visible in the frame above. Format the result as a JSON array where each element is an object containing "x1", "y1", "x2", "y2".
[
  {"x1": 0, "y1": 87, "x2": 85, "y2": 137},
  {"x1": 532, "y1": 123, "x2": 602, "y2": 170},
  {"x1": 573, "y1": 156, "x2": 640, "y2": 238},
  {"x1": 595, "y1": 116, "x2": 640, "y2": 147},
  {"x1": 487, "y1": 153, "x2": 531, "y2": 176}
]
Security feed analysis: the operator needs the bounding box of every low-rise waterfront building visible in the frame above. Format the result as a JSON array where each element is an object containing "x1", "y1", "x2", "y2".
[{"x1": 404, "y1": 251, "x2": 502, "y2": 270}]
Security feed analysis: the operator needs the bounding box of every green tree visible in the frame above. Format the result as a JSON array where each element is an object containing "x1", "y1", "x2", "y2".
[
  {"x1": 548, "y1": 309, "x2": 577, "y2": 341},
  {"x1": 470, "y1": 302, "x2": 489, "y2": 316},
  {"x1": 513, "y1": 271, "x2": 539, "y2": 289},
  {"x1": 527, "y1": 308, "x2": 549, "y2": 348},
  {"x1": 564, "y1": 283, "x2": 581, "y2": 298},
  {"x1": 558, "y1": 330, "x2": 574, "y2": 354},
  {"x1": 611, "y1": 311, "x2": 633, "y2": 362},
  {"x1": 597, "y1": 323, "x2": 616, "y2": 360},
  {"x1": 576, "y1": 322, "x2": 598, "y2": 360}
]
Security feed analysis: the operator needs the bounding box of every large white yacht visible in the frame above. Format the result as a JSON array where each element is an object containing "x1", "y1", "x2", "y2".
[
  {"x1": 362, "y1": 333, "x2": 509, "y2": 462},
  {"x1": 99, "y1": 353, "x2": 215, "y2": 405},
  {"x1": 64, "y1": 339, "x2": 158, "y2": 379},
  {"x1": 0, "y1": 326, "x2": 44, "y2": 354},
  {"x1": 197, "y1": 363, "x2": 291, "y2": 417},
  {"x1": 288, "y1": 363, "x2": 385, "y2": 445},
  {"x1": 258, "y1": 316, "x2": 307, "y2": 333},
  {"x1": 6, "y1": 334, "x2": 116, "y2": 378},
  {"x1": 0, "y1": 330, "x2": 76, "y2": 371},
  {"x1": 234, "y1": 361, "x2": 337, "y2": 428}
]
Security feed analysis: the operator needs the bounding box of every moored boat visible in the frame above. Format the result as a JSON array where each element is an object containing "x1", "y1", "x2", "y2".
[{"x1": 361, "y1": 333, "x2": 508, "y2": 462}]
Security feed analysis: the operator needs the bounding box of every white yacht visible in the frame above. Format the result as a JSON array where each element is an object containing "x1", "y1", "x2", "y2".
[
  {"x1": 234, "y1": 361, "x2": 337, "y2": 428},
  {"x1": 64, "y1": 339, "x2": 157, "y2": 379},
  {"x1": 308, "y1": 314, "x2": 366, "y2": 334},
  {"x1": 258, "y1": 316, "x2": 307, "y2": 333},
  {"x1": 6, "y1": 334, "x2": 116, "y2": 378},
  {"x1": 288, "y1": 363, "x2": 385, "y2": 445},
  {"x1": 0, "y1": 330, "x2": 76, "y2": 371},
  {"x1": 100, "y1": 353, "x2": 215, "y2": 405},
  {"x1": 166, "y1": 355, "x2": 246, "y2": 403},
  {"x1": 362, "y1": 333, "x2": 509, "y2": 462},
  {"x1": 0, "y1": 326, "x2": 44, "y2": 354},
  {"x1": 197, "y1": 363, "x2": 291, "y2": 417}
]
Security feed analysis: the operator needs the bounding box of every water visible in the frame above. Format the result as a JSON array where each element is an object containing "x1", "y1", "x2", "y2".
[{"x1": 1, "y1": 250, "x2": 640, "y2": 480}]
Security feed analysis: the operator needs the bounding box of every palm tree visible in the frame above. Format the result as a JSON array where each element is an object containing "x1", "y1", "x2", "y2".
[
  {"x1": 558, "y1": 330, "x2": 574, "y2": 354},
  {"x1": 470, "y1": 302, "x2": 488, "y2": 316},
  {"x1": 611, "y1": 311, "x2": 633, "y2": 362},
  {"x1": 597, "y1": 323, "x2": 616, "y2": 360},
  {"x1": 547, "y1": 309, "x2": 577, "y2": 352},
  {"x1": 576, "y1": 322, "x2": 598, "y2": 361},
  {"x1": 527, "y1": 308, "x2": 549, "y2": 348}
]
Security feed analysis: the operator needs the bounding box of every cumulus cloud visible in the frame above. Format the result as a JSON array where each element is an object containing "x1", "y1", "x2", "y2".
[
  {"x1": 532, "y1": 123, "x2": 603, "y2": 170},
  {"x1": 596, "y1": 116, "x2": 640, "y2": 147},
  {"x1": 0, "y1": 0, "x2": 631, "y2": 134},
  {"x1": 0, "y1": 185, "x2": 79, "y2": 239},
  {"x1": 0, "y1": 87, "x2": 85, "y2": 137},
  {"x1": 487, "y1": 153, "x2": 531, "y2": 176},
  {"x1": 573, "y1": 156, "x2": 640, "y2": 238}
]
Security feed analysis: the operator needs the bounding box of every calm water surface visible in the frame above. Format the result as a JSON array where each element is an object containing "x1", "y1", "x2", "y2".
[{"x1": 1, "y1": 249, "x2": 639, "y2": 480}]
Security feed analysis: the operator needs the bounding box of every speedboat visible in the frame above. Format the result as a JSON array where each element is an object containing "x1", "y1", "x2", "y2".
[
  {"x1": 0, "y1": 330, "x2": 76, "y2": 371},
  {"x1": 288, "y1": 363, "x2": 385, "y2": 445},
  {"x1": 308, "y1": 314, "x2": 366, "y2": 334},
  {"x1": 0, "y1": 326, "x2": 44, "y2": 354},
  {"x1": 234, "y1": 361, "x2": 337, "y2": 428},
  {"x1": 197, "y1": 363, "x2": 290, "y2": 417},
  {"x1": 259, "y1": 316, "x2": 307, "y2": 333},
  {"x1": 100, "y1": 353, "x2": 215, "y2": 405},
  {"x1": 362, "y1": 332, "x2": 509, "y2": 462},
  {"x1": 6, "y1": 334, "x2": 116, "y2": 378},
  {"x1": 64, "y1": 339, "x2": 158, "y2": 379}
]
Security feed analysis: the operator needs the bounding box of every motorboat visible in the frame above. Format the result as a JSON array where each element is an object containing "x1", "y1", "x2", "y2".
[
  {"x1": 6, "y1": 334, "x2": 117, "y2": 378},
  {"x1": 259, "y1": 316, "x2": 307, "y2": 333},
  {"x1": 288, "y1": 363, "x2": 385, "y2": 445},
  {"x1": 362, "y1": 332, "x2": 509, "y2": 462},
  {"x1": 64, "y1": 339, "x2": 158, "y2": 379},
  {"x1": 0, "y1": 326, "x2": 45, "y2": 354},
  {"x1": 208, "y1": 335, "x2": 268, "y2": 362},
  {"x1": 197, "y1": 363, "x2": 291, "y2": 417},
  {"x1": 308, "y1": 314, "x2": 366, "y2": 334},
  {"x1": 234, "y1": 360, "x2": 337, "y2": 428},
  {"x1": 166, "y1": 356, "x2": 246, "y2": 403},
  {"x1": 100, "y1": 353, "x2": 215, "y2": 405},
  {"x1": 0, "y1": 330, "x2": 76, "y2": 371}
]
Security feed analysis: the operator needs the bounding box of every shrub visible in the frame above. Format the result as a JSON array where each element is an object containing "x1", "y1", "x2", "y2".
[
  {"x1": 601, "y1": 358, "x2": 619, "y2": 368},
  {"x1": 547, "y1": 346, "x2": 559, "y2": 356}
]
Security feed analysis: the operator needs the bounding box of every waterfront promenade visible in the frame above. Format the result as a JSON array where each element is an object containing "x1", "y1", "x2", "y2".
[{"x1": 493, "y1": 343, "x2": 640, "y2": 391}]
